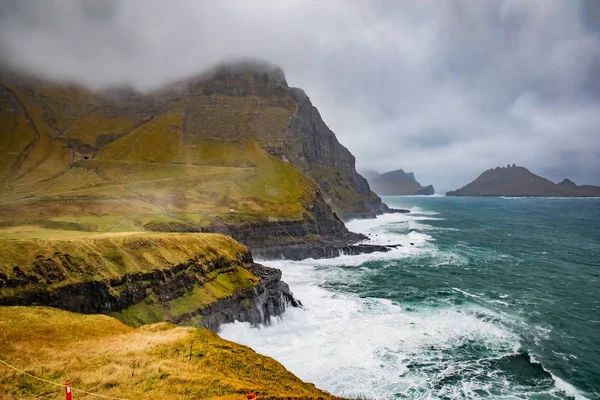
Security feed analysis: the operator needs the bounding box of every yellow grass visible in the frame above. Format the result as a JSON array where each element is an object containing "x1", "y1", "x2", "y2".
[
  {"x1": 63, "y1": 111, "x2": 137, "y2": 147},
  {"x1": 0, "y1": 306, "x2": 339, "y2": 400},
  {"x1": 0, "y1": 232, "x2": 248, "y2": 279},
  {"x1": 0, "y1": 84, "x2": 319, "y2": 233}
]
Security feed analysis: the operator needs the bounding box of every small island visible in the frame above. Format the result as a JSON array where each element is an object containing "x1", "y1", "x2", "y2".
[
  {"x1": 446, "y1": 164, "x2": 600, "y2": 197},
  {"x1": 364, "y1": 169, "x2": 435, "y2": 196}
]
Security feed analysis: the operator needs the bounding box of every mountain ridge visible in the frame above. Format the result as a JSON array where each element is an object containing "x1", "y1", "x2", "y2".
[
  {"x1": 447, "y1": 164, "x2": 600, "y2": 197},
  {"x1": 0, "y1": 61, "x2": 388, "y2": 257}
]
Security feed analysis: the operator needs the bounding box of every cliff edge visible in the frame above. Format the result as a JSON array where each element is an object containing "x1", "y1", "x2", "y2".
[{"x1": 0, "y1": 232, "x2": 298, "y2": 330}]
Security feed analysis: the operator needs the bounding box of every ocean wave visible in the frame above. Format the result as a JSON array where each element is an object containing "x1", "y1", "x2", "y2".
[
  {"x1": 221, "y1": 260, "x2": 522, "y2": 399},
  {"x1": 224, "y1": 200, "x2": 588, "y2": 399}
]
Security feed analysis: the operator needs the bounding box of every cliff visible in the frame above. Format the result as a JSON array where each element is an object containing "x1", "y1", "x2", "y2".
[
  {"x1": 0, "y1": 232, "x2": 298, "y2": 330},
  {"x1": 0, "y1": 61, "x2": 391, "y2": 258},
  {"x1": 0, "y1": 306, "x2": 340, "y2": 399},
  {"x1": 366, "y1": 169, "x2": 435, "y2": 195},
  {"x1": 447, "y1": 165, "x2": 600, "y2": 197}
]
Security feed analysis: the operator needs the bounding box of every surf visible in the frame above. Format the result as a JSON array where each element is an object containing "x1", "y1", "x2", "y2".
[{"x1": 220, "y1": 199, "x2": 593, "y2": 399}]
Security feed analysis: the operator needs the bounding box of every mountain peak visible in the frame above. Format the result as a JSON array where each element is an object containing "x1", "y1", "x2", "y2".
[
  {"x1": 366, "y1": 168, "x2": 434, "y2": 196},
  {"x1": 447, "y1": 166, "x2": 600, "y2": 197},
  {"x1": 558, "y1": 178, "x2": 577, "y2": 187}
]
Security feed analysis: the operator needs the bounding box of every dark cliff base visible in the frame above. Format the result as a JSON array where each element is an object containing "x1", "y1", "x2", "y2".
[
  {"x1": 0, "y1": 260, "x2": 298, "y2": 331},
  {"x1": 184, "y1": 263, "x2": 301, "y2": 331},
  {"x1": 253, "y1": 242, "x2": 401, "y2": 261}
]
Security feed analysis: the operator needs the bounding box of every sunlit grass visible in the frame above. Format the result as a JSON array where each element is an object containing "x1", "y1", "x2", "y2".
[{"x1": 0, "y1": 306, "x2": 339, "y2": 400}]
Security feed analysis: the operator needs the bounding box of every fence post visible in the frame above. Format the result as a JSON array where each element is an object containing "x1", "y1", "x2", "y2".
[{"x1": 65, "y1": 382, "x2": 72, "y2": 400}]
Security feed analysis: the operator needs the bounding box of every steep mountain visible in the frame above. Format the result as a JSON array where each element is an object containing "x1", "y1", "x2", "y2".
[
  {"x1": 0, "y1": 61, "x2": 387, "y2": 255},
  {"x1": 366, "y1": 169, "x2": 435, "y2": 195},
  {"x1": 447, "y1": 165, "x2": 600, "y2": 197}
]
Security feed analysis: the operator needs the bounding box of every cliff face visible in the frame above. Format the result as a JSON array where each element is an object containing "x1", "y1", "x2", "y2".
[
  {"x1": 177, "y1": 62, "x2": 387, "y2": 219},
  {"x1": 447, "y1": 165, "x2": 600, "y2": 197},
  {"x1": 0, "y1": 233, "x2": 299, "y2": 330},
  {"x1": 366, "y1": 169, "x2": 435, "y2": 195},
  {"x1": 0, "y1": 61, "x2": 384, "y2": 255},
  {"x1": 286, "y1": 87, "x2": 388, "y2": 218}
]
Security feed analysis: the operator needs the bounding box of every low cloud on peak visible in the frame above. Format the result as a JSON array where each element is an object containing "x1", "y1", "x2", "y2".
[{"x1": 1, "y1": 0, "x2": 599, "y2": 191}]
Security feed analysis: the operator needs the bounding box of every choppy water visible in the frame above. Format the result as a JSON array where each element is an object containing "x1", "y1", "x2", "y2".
[{"x1": 221, "y1": 197, "x2": 600, "y2": 399}]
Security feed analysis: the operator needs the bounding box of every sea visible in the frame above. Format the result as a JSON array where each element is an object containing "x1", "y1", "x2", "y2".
[{"x1": 220, "y1": 196, "x2": 600, "y2": 399}]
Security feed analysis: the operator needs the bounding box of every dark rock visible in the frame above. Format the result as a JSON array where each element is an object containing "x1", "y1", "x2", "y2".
[
  {"x1": 414, "y1": 185, "x2": 435, "y2": 196},
  {"x1": 387, "y1": 208, "x2": 411, "y2": 214},
  {"x1": 0, "y1": 252, "x2": 300, "y2": 331},
  {"x1": 365, "y1": 169, "x2": 434, "y2": 196},
  {"x1": 254, "y1": 242, "x2": 401, "y2": 261}
]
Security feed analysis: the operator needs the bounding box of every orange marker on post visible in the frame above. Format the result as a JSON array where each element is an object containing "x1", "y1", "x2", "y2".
[{"x1": 65, "y1": 382, "x2": 72, "y2": 400}]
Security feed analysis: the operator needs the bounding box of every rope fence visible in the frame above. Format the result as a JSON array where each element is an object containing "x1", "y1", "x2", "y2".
[{"x1": 0, "y1": 358, "x2": 129, "y2": 399}]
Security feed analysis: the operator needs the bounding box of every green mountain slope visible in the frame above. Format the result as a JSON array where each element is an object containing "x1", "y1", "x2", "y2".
[{"x1": 0, "y1": 62, "x2": 384, "y2": 238}]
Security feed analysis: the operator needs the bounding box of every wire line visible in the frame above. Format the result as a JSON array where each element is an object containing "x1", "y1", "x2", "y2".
[{"x1": 0, "y1": 358, "x2": 129, "y2": 399}]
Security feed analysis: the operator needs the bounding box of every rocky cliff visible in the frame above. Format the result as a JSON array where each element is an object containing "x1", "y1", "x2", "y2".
[
  {"x1": 0, "y1": 233, "x2": 299, "y2": 330},
  {"x1": 366, "y1": 169, "x2": 435, "y2": 195},
  {"x1": 0, "y1": 61, "x2": 386, "y2": 256},
  {"x1": 447, "y1": 164, "x2": 600, "y2": 197}
]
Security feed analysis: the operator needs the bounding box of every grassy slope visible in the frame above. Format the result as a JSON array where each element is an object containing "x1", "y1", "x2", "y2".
[
  {"x1": 0, "y1": 232, "x2": 248, "y2": 279},
  {"x1": 0, "y1": 85, "x2": 317, "y2": 233},
  {"x1": 0, "y1": 306, "x2": 338, "y2": 400}
]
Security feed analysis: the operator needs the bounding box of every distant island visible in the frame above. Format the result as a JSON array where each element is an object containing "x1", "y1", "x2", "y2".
[
  {"x1": 446, "y1": 164, "x2": 600, "y2": 197},
  {"x1": 362, "y1": 169, "x2": 435, "y2": 196}
]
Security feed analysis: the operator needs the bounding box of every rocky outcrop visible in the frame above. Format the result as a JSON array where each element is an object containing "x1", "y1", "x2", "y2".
[
  {"x1": 286, "y1": 87, "x2": 388, "y2": 219},
  {"x1": 415, "y1": 185, "x2": 435, "y2": 196},
  {"x1": 366, "y1": 169, "x2": 435, "y2": 196},
  {"x1": 0, "y1": 233, "x2": 300, "y2": 331},
  {"x1": 169, "y1": 61, "x2": 388, "y2": 220},
  {"x1": 174, "y1": 263, "x2": 301, "y2": 331},
  {"x1": 447, "y1": 165, "x2": 600, "y2": 197},
  {"x1": 253, "y1": 242, "x2": 401, "y2": 261},
  {"x1": 0, "y1": 256, "x2": 298, "y2": 331}
]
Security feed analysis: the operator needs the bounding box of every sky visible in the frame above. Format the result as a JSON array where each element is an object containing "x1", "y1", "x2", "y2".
[{"x1": 1, "y1": 0, "x2": 599, "y2": 192}]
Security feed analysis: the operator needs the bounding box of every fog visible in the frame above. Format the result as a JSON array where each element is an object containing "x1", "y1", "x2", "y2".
[{"x1": 1, "y1": 0, "x2": 599, "y2": 191}]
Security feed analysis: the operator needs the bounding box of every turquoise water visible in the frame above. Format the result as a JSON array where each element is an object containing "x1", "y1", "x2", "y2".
[{"x1": 221, "y1": 197, "x2": 600, "y2": 399}]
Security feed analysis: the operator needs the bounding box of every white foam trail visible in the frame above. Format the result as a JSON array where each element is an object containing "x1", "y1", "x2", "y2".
[{"x1": 452, "y1": 287, "x2": 481, "y2": 299}]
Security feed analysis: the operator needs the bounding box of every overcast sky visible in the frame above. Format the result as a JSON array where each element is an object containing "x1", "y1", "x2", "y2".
[{"x1": 1, "y1": 0, "x2": 599, "y2": 192}]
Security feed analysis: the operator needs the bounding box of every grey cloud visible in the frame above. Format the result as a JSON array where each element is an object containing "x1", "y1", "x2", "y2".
[{"x1": 1, "y1": 0, "x2": 599, "y2": 191}]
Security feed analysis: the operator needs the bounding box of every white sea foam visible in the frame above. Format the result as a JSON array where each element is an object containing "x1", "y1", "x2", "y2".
[
  {"x1": 452, "y1": 287, "x2": 481, "y2": 299},
  {"x1": 221, "y1": 260, "x2": 519, "y2": 399},
  {"x1": 220, "y1": 209, "x2": 587, "y2": 399}
]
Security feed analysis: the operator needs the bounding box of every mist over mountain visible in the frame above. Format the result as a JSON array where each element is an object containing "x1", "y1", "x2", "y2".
[{"x1": 1, "y1": 0, "x2": 599, "y2": 189}]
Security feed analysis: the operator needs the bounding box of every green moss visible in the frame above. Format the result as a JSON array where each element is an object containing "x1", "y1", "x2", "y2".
[
  {"x1": 112, "y1": 293, "x2": 166, "y2": 327},
  {"x1": 110, "y1": 267, "x2": 258, "y2": 327}
]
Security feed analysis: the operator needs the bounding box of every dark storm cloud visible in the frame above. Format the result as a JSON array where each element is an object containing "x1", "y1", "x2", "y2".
[{"x1": 1, "y1": 0, "x2": 599, "y2": 191}]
